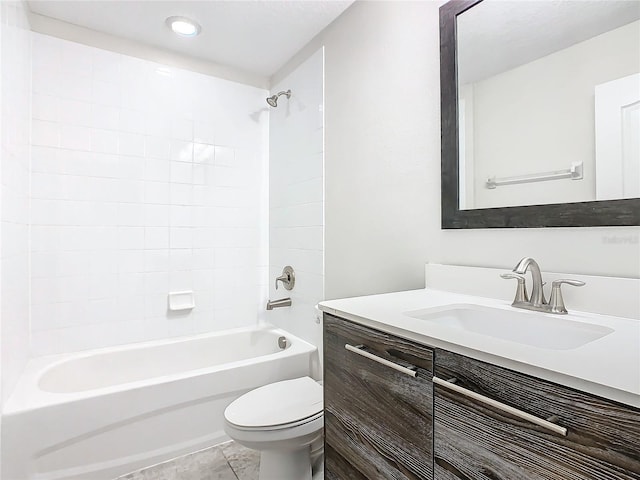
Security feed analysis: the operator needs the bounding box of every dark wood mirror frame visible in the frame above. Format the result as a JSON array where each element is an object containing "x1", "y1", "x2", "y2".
[{"x1": 440, "y1": 0, "x2": 640, "y2": 229}]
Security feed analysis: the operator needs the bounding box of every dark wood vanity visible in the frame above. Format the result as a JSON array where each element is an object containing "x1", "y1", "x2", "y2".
[
  {"x1": 324, "y1": 313, "x2": 640, "y2": 480},
  {"x1": 324, "y1": 314, "x2": 434, "y2": 479}
]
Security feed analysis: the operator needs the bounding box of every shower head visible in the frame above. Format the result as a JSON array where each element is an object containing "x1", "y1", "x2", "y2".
[{"x1": 266, "y1": 89, "x2": 291, "y2": 107}]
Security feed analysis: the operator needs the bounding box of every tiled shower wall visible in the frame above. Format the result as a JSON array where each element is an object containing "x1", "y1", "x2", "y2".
[
  {"x1": 268, "y1": 48, "x2": 324, "y2": 374},
  {"x1": 29, "y1": 33, "x2": 268, "y2": 355},
  {"x1": 1, "y1": 0, "x2": 31, "y2": 403}
]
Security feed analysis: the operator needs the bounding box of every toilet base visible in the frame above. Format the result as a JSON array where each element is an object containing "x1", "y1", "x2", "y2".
[{"x1": 259, "y1": 447, "x2": 311, "y2": 480}]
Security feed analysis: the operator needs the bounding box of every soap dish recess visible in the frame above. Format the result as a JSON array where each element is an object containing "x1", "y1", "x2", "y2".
[{"x1": 168, "y1": 291, "x2": 195, "y2": 311}]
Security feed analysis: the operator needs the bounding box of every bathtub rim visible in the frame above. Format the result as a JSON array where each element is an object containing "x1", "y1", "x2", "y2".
[{"x1": 4, "y1": 324, "x2": 317, "y2": 416}]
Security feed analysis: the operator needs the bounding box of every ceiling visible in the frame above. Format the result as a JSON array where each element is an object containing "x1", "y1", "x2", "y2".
[
  {"x1": 457, "y1": 0, "x2": 640, "y2": 84},
  {"x1": 28, "y1": 1, "x2": 353, "y2": 78}
]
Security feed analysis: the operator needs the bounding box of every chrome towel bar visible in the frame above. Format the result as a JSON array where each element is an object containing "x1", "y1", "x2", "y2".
[
  {"x1": 486, "y1": 161, "x2": 583, "y2": 189},
  {"x1": 433, "y1": 376, "x2": 567, "y2": 436},
  {"x1": 345, "y1": 344, "x2": 417, "y2": 377}
]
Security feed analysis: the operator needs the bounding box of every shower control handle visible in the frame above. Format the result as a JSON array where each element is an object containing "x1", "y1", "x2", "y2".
[{"x1": 275, "y1": 266, "x2": 295, "y2": 291}]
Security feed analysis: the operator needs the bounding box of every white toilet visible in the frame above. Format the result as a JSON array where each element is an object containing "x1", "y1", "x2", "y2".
[{"x1": 224, "y1": 376, "x2": 324, "y2": 480}]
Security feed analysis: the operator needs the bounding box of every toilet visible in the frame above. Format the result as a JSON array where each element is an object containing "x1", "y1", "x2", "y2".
[{"x1": 224, "y1": 376, "x2": 324, "y2": 480}]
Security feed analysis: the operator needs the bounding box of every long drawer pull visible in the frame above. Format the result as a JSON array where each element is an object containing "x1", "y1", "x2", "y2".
[
  {"x1": 433, "y1": 376, "x2": 567, "y2": 436},
  {"x1": 345, "y1": 344, "x2": 417, "y2": 377}
]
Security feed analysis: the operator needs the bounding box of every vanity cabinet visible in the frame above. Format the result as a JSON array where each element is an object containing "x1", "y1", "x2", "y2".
[
  {"x1": 324, "y1": 314, "x2": 435, "y2": 479},
  {"x1": 434, "y1": 349, "x2": 640, "y2": 480},
  {"x1": 324, "y1": 313, "x2": 640, "y2": 480}
]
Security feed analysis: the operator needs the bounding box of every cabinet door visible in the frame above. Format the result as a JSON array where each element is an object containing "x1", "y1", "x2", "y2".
[
  {"x1": 324, "y1": 314, "x2": 434, "y2": 480},
  {"x1": 434, "y1": 349, "x2": 640, "y2": 480}
]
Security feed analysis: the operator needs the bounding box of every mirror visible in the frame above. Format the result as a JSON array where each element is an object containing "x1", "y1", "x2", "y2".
[{"x1": 440, "y1": 0, "x2": 640, "y2": 228}]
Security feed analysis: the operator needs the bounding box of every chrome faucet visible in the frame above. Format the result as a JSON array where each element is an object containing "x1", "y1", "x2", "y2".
[
  {"x1": 512, "y1": 257, "x2": 546, "y2": 307},
  {"x1": 266, "y1": 297, "x2": 292, "y2": 310},
  {"x1": 502, "y1": 257, "x2": 585, "y2": 314}
]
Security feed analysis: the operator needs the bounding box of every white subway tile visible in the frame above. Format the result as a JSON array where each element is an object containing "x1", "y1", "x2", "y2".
[
  {"x1": 170, "y1": 140, "x2": 193, "y2": 163},
  {"x1": 170, "y1": 227, "x2": 193, "y2": 249},
  {"x1": 91, "y1": 128, "x2": 119, "y2": 154},
  {"x1": 117, "y1": 295, "x2": 146, "y2": 321},
  {"x1": 145, "y1": 158, "x2": 171, "y2": 182},
  {"x1": 146, "y1": 137, "x2": 171, "y2": 160},
  {"x1": 144, "y1": 249, "x2": 169, "y2": 272},
  {"x1": 145, "y1": 114, "x2": 172, "y2": 138},
  {"x1": 118, "y1": 132, "x2": 146, "y2": 157},
  {"x1": 170, "y1": 205, "x2": 194, "y2": 227},
  {"x1": 31, "y1": 146, "x2": 62, "y2": 174},
  {"x1": 92, "y1": 79, "x2": 120, "y2": 106},
  {"x1": 169, "y1": 270, "x2": 193, "y2": 290},
  {"x1": 193, "y1": 143, "x2": 215, "y2": 164},
  {"x1": 92, "y1": 48, "x2": 121, "y2": 83},
  {"x1": 60, "y1": 124, "x2": 92, "y2": 151},
  {"x1": 144, "y1": 272, "x2": 169, "y2": 294},
  {"x1": 118, "y1": 250, "x2": 146, "y2": 273},
  {"x1": 91, "y1": 104, "x2": 119, "y2": 130},
  {"x1": 144, "y1": 181, "x2": 170, "y2": 205},
  {"x1": 117, "y1": 226, "x2": 145, "y2": 250},
  {"x1": 118, "y1": 203, "x2": 145, "y2": 226},
  {"x1": 193, "y1": 121, "x2": 215, "y2": 144},
  {"x1": 214, "y1": 146, "x2": 235, "y2": 166},
  {"x1": 120, "y1": 109, "x2": 146, "y2": 134},
  {"x1": 117, "y1": 179, "x2": 145, "y2": 203},
  {"x1": 192, "y1": 249, "x2": 215, "y2": 270},
  {"x1": 88, "y1": 274, "x2": 118, "y2": 300},
  {"x1": 144, "y1": 204, "x2": 170, "y2": 226},
  {"x1": 32, "y1": 119, "x2": 60, "y2": 147},
  {"x1": 192, "y1": 164, "x2": 207, "y2": 186},
  {"x1": 170, "y1": 183, "x2": 193, "y2": 205},
  {"x1": 170, "y1": 161, "x2": 193, "y2": 184},
  {"x1": 32, "y1": 93, "x2": 60, "y2": 122},
  {"x1": 89, "y1": 250, "x2": 119, "y2": 274},
  {"x1": 171, "y1": 118, "x2": 193, "y2": 141},
  {"x1": 145, "y1": 226, "x2": 169, "y2": 249},
  {"x1": 60, "y1": 41, "x2": 92, "y2": 79},
  {"x1": 60, "y1": 73, "x2": 92, "y2": 102},
  {"x1": 59, "y1": 98, "x2": 92, "y2": 127},
  {"x1": 117, "y1": 273, "x2": 145, "y2": 296}
]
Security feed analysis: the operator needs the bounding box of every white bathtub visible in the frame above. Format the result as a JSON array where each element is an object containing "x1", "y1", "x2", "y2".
[{"x1": 2, "y1": 325, "x2": 318, "y2": 480}]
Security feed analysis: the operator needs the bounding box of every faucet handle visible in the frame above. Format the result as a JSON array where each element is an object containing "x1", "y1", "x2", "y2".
[
  {"x1": 549, "y1": 279, "x2": 585, "y2": 314},
  {"x1": 552, "y1": 279, "x2": 585, "y2": 288},
  {"x1": 275, "y1": 266, "x2": 295, "y2": 291},
  {"x1": 500, "y1": 273, "x2": 529, "y2": 304}
]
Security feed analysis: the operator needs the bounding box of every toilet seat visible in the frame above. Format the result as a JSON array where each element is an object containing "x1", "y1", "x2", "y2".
[
  {"x1": 228, "y1": 411, "x2": 323, "y2": 431},
  {"x1": 225, "y1": 377, "x2": 323, "y2": 431}
]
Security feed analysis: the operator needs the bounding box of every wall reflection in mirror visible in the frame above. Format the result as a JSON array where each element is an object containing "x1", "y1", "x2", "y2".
[{"x1": 456, "y1": 0, "x2": 640, "y2": 210}]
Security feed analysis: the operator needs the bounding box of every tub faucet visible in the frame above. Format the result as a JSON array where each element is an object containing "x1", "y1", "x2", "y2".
[{"x1": 266, "y1": 297, "x2": 292, "y2": 310}]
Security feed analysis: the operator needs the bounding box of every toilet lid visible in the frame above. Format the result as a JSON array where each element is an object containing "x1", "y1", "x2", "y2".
[{"x1": 225, "y1": 377, "x2": 323, "y2": 428}]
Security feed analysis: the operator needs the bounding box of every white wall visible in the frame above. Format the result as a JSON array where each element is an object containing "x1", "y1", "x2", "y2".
[
  {"x1": 1, "y1": 0, "x2": 31, "y2": 405},
  {"x1": 273, "y1": 1, "x2": 640, "y2": 301},
  {"x1": 29, "y1": 33, "x2": 268, "y2": 355},
  {"x1": 466, "y1": 21, "x2": 639, "y2": 209},
  {"x1": 267, "y1": 48, "x2": 324, "y2": 375}
]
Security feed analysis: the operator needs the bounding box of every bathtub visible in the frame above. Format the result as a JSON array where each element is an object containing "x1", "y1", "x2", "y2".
[{"x1": 2, "y1": 325, "x2": 318, "y2": 480}]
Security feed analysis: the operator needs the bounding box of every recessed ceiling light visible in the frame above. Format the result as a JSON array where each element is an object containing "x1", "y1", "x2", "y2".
[{"x1": 166, "y1": 16, "x2": 201, "y2": 37}]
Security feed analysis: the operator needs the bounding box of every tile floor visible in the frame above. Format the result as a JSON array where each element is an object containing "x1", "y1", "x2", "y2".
[{"x1": 115, "y1": 441, "x2": 260, "y2": 480}]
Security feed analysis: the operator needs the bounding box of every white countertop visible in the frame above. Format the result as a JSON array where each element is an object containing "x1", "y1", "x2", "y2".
[{"x1": 319, "y1": 288, "x2": 640, "y2": 408}]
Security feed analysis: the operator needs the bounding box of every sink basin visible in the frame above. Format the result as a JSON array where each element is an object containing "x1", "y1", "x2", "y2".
[{"x1": 403, "y1": 304, "x2": 614, "y2": 350}]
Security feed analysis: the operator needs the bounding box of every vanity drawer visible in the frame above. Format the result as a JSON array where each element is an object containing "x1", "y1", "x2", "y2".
[
  {"x1": 324, "y1": 314, "x2": 434, "y2": 480},
  {"x1": 434, "y1": 349, "x2": 640, "y2": 480}
]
